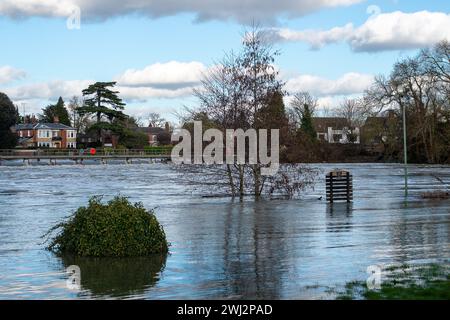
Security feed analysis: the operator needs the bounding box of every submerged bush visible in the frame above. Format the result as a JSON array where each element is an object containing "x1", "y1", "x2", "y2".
[{"x1": 46, "y1": 196, "x2": 169, "y2": 257}]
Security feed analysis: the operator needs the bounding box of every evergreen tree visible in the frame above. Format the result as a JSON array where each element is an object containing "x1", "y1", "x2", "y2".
[
  {"x1": 0, "y1": 92, "x2": 18, "y2": 148},
  {"x1": 256, "y1": 90, "x2": 289, "y2": 145},
  {"x1": 257, "y1": 90, "x2": 288, "y2": 128},
  {"x1": 300, "y1": 104, "x2": 317, "y2": 140},
  {"x1": 77, "y1": 82, "x2": 126, "y2": 140},
  {"x1": 40, "y1": 97, "x2": 71, "y2": 126}
]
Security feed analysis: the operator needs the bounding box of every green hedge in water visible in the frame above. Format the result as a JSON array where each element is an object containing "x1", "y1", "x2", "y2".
[{"x1": 46, "y1": 196, "x2": 169, "y2": 257}]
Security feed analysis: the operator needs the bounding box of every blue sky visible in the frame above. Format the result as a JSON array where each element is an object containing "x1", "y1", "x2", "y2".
[{"x1": 0, "y1": 0, "x2": 449, "y2": 124}]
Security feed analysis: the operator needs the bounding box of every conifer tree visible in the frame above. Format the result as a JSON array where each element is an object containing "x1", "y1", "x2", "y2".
[
  {"x1": 77, "y1": 82, "x2": 126, "y2": 140},
  {"x1": 300, "y1": 104, "x2": 317, "y2": 140},
  {"x1": 40, "y1": 97, "x2": 71, "y2": 126}
]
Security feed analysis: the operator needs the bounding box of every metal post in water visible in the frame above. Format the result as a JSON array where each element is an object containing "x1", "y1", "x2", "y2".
[{"x1": 402, "y1": 103, "x2": 408, "y2": 197}]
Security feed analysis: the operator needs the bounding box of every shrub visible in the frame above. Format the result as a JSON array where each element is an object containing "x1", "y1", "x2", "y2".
[{"x1": 46, "y1": 196, "x2": 169, "y2": 257}]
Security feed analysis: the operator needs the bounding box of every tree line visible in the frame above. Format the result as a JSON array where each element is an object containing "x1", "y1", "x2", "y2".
[
  {"x1": 1, "y1": 36, "x2": 449, "y2": 165},
  {"x1": 0, "y1": 82, "x2": 171, "y2": 149},
  {"x1": 182, "y1": 38, "x2": 450, "y2": 166},
  {"x1": 177, "y1": 29, "x2": 450, "y2": 198},
  {"x1": 363, "y1": 41, "x2": 450, "y2": 164}
]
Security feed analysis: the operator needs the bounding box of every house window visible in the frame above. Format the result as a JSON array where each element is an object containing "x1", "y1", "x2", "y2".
[{"x1": 19, "y1": 131, "x2": 23, "y2": 137}]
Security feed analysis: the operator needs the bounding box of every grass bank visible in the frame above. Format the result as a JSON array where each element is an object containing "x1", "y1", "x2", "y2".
[{"x1": 336, "y1": 263, "x2": 449, "y2": 300}]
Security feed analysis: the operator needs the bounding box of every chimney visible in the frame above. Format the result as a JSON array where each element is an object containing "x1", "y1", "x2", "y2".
[
  {"x1": 31, "y1": 115, "x2": 37, "y2": 124},
  {"x1": 53, "y1": 116, "x2": 59, "y2": 123}
]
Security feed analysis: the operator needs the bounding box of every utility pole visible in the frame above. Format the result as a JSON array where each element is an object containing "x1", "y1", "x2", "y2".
[
  {"x1": 402, "y1": 102, "x2": 408, "y2": 197},
  {"x1": 398, "y1": 86, "x2": 408, "y2": 198}
]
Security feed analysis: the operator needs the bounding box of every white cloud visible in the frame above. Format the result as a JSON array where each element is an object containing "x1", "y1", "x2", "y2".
[
  {"x1": 0, "y1": 0, "x2": 363, "y2": 24},
  {"x1": 273, "y1": 23, "x2": 354, "y2": 50},
  {"x1": 0, "y1": 66, "x2": 26, "y2": 84},
  {"x1": 3, "y1": 61, "x2": 205, "y2": 103},
  {"x1": 270, "y1": 11, "x2": 450, "y2": 51},
  {"x1": 3, "y1": 63, "x2": 373, "y2": 121},
  {"x1": 0, "y1": 0, "x2": 77, "y2": 18},
  {"x1": 4, "y1": 79, "x2": 93, "y2": 100},
  {"x1": 117, "y1": 86, "x2": 199, "y2": 101},
  {"x1": 285, "y1": 72, "x2": 373, "y2": 96},
  {"x1": 115, "y1": 61, "x2": 207, "y2": 89},
  {"x1": 123, "y1": 104, "x2": 178, "y2": 122},
  {"x1": 4, "y1": 69, "x2": 373, "y2": 103},
  {"x1": 317, "y1": 96, "x2": 336, "y2": 109},
  {"x1": 4, "y1": 79, "x2": 198, "y2": 102}
]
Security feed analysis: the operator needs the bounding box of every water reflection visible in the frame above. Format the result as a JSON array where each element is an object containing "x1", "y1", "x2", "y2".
[
  {"x1": 221, "y1": 201, "x2": 292, "y2": 299},
  {"x1": 60, "y1": 254, "x2": 167, "y2": 298},
  {"x1": 326, "y1": 203, "x2": 353, "y2": 233}
]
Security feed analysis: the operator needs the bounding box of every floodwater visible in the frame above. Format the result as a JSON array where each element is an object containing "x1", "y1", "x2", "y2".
[{"x1": 0, "y1": 162, "x2": 449, "y2": 299}]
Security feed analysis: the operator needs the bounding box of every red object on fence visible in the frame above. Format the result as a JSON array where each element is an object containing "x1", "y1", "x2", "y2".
[{"x1": 90, "y1": 148, "x2": 96, "y2": 155}]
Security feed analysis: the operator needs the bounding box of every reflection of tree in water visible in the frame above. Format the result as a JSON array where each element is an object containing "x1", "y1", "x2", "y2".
[
  {"x1": 222, "y1": 201, "x2": 289, "y2": 299},
  {"x1": 61, "y1": 254, "x2": 167, "y2": 298},
  {"x1": 326, "y1": 203, "x2": 353, "y2": 233}
]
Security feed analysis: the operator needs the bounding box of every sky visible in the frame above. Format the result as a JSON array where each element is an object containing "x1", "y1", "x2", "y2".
[{"x1": 0, "y1": 0, "x2": 450, "y2": 124}]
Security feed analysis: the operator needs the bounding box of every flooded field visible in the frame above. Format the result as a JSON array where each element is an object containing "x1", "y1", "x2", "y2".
[{"x1": 0, "y1": 163, "x2": 449, "y2": 299}]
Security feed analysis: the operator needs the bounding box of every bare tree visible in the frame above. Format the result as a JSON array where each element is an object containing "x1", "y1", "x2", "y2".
[
  {"x1": 334, "y1": 98, "x2": 366, "y2": 127},
  {"x1": 185, "y1": 26, "x2": 317, "y2": 199},
  {"x1": 421, "y1": 40, "x2": 450, "y2": 92},
  {"x1": 148, "y1": 112, "x2": 166, "y2": 127},
  {"x1": 364, "y1": 45, "x2": 450, "y2": 163},
  {"x1": 67, "y1": 96, "x2": 91, "y2": 133},
  {"x1": 289, "y1": 92, "x2": 318, "y2": 127}
]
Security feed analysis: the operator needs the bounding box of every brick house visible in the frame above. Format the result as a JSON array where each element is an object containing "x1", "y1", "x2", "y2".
[
  {"x1": 133, "y1": 123, "x2": 171, "y2": 146},
  {"x1": 13, "y1": 119, "x2": 77, "y2": 149}
]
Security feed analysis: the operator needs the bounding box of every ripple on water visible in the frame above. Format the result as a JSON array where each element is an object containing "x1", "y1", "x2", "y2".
[{"x1": 0, "y1": 163, "x2": 449, "y2": 299}]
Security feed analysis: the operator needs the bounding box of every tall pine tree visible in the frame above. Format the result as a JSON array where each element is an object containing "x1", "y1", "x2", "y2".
[{"x1": 77, "y1": 82, "x2": 126, "y2": 140}]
